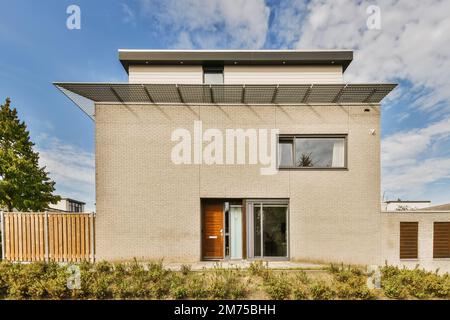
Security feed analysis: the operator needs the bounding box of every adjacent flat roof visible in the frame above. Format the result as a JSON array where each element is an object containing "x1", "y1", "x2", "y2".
[
  {"x1": 54, "y1": 82, "x2": 397, "y2": 120},
  {"x1": 119, "y1": 49, "x2": 354, "y2": 73},
  {"x1": 385, "y1": 200, "x2": 431, "y2": 204}
]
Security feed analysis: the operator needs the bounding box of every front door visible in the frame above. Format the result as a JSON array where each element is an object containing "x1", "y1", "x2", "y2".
[{"x1": 202, "y1": 203, "x2": 224, "y2": 259}]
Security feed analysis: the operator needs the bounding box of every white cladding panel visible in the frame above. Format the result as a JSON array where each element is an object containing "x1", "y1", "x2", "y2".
[{"x1": 224, "y1": 65, "x2": 343, "y2": 84}]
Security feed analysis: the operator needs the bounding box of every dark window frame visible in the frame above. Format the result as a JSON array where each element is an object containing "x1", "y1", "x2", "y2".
[
  {"x1": 277, "y1": 134, "x2": 348, "y2": 170},
  {"x1": 203, "y1": 66, "x2": 224, "y2": 84}
]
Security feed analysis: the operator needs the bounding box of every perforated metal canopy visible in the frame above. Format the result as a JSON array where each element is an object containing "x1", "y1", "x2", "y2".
[{"x1": 54, "y1": 83, "x2": 397, "y2": 120}]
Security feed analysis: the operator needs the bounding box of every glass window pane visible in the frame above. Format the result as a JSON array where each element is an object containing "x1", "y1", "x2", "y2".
[
  {"x1": 278, "y1": 141, "x2": 293, "y2": 167},
  {"x1": 263, "y1": 206, "x2": 287, "y2": 257},
  {"x1": 295, "y1": 138, "x2": 345, "y2": 168},
  {"x1": 253, "y1": 206, "x2": 261, "y2": 257},
  {"x1": 204, "y1": 71, "x2": 223, "y2": 84}
]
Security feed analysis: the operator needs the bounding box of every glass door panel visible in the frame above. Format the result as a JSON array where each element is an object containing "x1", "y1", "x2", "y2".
[
  {"x1": 230, "y1": 206, "x2": 243, "y2": 259},
  {"x1": 262, "y1": 206, "x2": 287, "y2": 257},
  {"x1": 247, "y1": 201, "x2": 288, "y2": 259}
]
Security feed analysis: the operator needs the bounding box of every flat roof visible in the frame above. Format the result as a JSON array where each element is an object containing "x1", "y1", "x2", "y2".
[
  {"x1": 54, "y1": 82, "x2": 397, "y2": 120},
  {"x1": 61, "y1": 197, "x2": 86, "y2": 205},
  {"x1": 119, "y1": 49, "x2": 353, "y2": 73},
  {"x1": 385, "y1": 200, "x2": 431, "y2": 203}
]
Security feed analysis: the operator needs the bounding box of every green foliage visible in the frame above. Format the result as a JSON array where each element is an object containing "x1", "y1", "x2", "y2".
[
  {"x1": 1, "y1": 260, "x2": 447, "y2": 300},
  {"x1": 329, "y1": 265, "x2": 375, "y2": 300},
  {"x1": 0, "y1": 261, "x2": 69, "y2": 299},
  {"x1": 0, "y1": 98, "x2": 60, "y2": 212},
  {"x1": 264, "y1": 272, "x2": 292, "y2": 300},
  {"x1": 309, "y1": 280, "x2": 334, "y2": 300},
  {"x1": 206, "y1": 268, "x2": 247, "y2": 299},
  {"x1": 381, "y1": 265, "x2": 450, "y2": 299},
  {"x1": 180, "y1": 264, "x2": 191, "y2": 276}
]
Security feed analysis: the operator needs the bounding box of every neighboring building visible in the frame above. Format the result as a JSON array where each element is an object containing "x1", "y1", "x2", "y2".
[
  {"x1": 382, "y1": 200, "x2": 431, "y2": 211},
  {"x1": 422, "y1": 203, "x2": 450, "y2": 211},
  {"x1": 48, "y1": 198, "x2": 85, "y2": 213},
  {"x1": 55, "y1": 49, "x2": 450, "y2": 271}
]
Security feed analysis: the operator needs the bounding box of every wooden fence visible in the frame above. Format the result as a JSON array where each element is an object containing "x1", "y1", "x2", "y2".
[{"x1": 0, "y1": 212, "x2": 95, "y2": 262}]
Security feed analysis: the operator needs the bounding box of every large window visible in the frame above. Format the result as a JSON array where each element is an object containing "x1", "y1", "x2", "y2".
[
  {"x1": 278, "y1": 135, "x2": 346, "y2": 169},
  {"x1": 203, "y1": 67, "x2": 224, "y2": 84},
  {"x1": 247, "y1": 201, "x2": 288, "y2": 259}
]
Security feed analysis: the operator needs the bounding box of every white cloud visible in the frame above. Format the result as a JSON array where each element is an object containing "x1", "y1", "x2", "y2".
[
  {"x1": 289, "y1": 0, "x2": 450, "y2": 202},
  {"x1": 121, "y1": 3, "x2": 136, "y2": 25},
  {"x1": 294, "y1": 0, "x2": 450, "y2": 114},
  {"x1": 36, "y1": 138, "x2": 95, "y2": 212},
  {"x1": 382, "y1": 116, "x2": 450, "y2": 198},
  {"x1": 137, "y1": 0, "x2": 270, "y2": 48},
  {"x1": 382, "y1": 117, "x2": 450, "y2": 167}
]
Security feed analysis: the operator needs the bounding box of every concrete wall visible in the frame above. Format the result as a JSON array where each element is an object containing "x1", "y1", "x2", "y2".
[
  {"x1": 381, "y1": 211, "x2": 450, "y2": 273},
  {"x1": 95, "y1": 103, "x2": 381, "y2": 264}
]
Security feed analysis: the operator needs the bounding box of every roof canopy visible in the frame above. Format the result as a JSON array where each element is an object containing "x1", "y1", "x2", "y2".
[
  {"x1": 55, "y1": 83, "x2": 397, "y2": 120},
  {"x1": 119, "y1": 49, "x2": 354, "y2": 73}
]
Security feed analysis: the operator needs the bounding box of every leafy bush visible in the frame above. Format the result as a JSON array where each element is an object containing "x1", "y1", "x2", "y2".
[
  {"x1": 329, "y1": 265, "x2": 375, "y2": 300},
  {"x1": 381, "y1": 265, "x2": 450, "y2": 299},
  {"x1": 264, "y1": 272, "x2": 291, "y2": 300},
  {"x1": 0, "y1": 261, "x2": 70, "y2": 299},
  {"x1": 309, "y1": 280, "x2": 334, "y2": 300},
  {"x1": 248, "y1": 260, "x2": 269, "y2": 278},
  {"x1": 206, "y1": 268, "x2": 246, "y2": 299},
  {"x1": 1, "y1": 260, "x2": 447, "y2": 300},
  {"x1": 180, "y1": 264, "x2": 191, "y2": 276}
]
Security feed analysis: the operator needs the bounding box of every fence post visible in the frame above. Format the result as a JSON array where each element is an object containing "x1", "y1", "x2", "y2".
[
  {"x1": 0, "y1": 211, "x2": 5, "y2": 260},
  {"x1": 44, "y1": 211, "x2": 49, "y2": 262},
  {"x1": 90, "y1": 213, "x2": 95, "y2": 262}
]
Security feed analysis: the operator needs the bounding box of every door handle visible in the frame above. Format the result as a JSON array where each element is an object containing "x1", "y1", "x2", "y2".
[{"x1": 208, "y1": 236, "x2": 218, "y2": 239}]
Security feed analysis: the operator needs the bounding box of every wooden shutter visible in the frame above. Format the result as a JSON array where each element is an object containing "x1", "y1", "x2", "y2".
[
  {"x1": 433, "y1": 222, "x2": 450, "y2": 258},
  {"x1": 400, "y1": 222, "x2": 418, "y2": 259}
]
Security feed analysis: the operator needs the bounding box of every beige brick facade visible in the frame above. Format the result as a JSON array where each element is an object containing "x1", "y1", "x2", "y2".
[
  {"x1": 95, "y1": 103, "x2": 382, "y2": 264},
  {"x1": 381, "y1": 211, "x2": 450, "y2": 273}
]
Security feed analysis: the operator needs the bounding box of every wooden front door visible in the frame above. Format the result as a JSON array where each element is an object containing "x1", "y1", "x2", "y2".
[{"x1": 202, "y1": 203, "x2": 224, "y2": 259}]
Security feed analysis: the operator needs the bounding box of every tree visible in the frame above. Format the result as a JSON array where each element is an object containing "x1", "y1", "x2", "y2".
[
  {"x1": 297, "y1": 152, "x2": 314, "y2": 167},
  {"x1": 0, "y1": 98, "x2": 60, "y2": 211}
]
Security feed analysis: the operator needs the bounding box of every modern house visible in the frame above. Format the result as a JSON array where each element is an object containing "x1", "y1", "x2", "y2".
[
  {"x1": 48, "y1": 197, "x2": 86, "y2": 213},
  {"x1": 54, "y1": 50, "x2": 450, "y2": 271}
]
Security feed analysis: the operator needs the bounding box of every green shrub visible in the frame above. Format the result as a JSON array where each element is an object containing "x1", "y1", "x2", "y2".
[
  {"x1": 264, "y1": 273, "x2": 291, "y2": 300},
  {"x1": 292, "y1": 285, "x2": 309, "y2": 299},
  {"x1": 187, "y1": 276, "x2": 209, "y2": 299},
  {"x1": 310, "y1": 280, "x2": 334, "y2": 300},
  {"x1": 248, "y1": 260, "x2": 269, "y2": 278},
  {"x1": 170, "y1": 274, "x2": 188, "y2": 300},
  {"x1": 180, "y1": 264, "x2": 191, "y2": 276},
  {"x1": 330, "y1": 265, "x2": 375, "y2": 300},
  {"x1": 206, "y1": 268, "x2": 246, "y2": 299},
  {"x1": 380, "y1": 265, "x2": 450, "y2": 299}
]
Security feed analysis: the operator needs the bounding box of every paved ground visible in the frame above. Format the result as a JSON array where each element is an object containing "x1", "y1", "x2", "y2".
[{"x1": 164, "y1": 260, "x2": 325, "y2": 271}]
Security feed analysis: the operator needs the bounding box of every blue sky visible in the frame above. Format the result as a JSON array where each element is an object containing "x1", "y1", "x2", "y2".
[{"x1": 1, "y1": 0, "x2": 450, "y2": 210}]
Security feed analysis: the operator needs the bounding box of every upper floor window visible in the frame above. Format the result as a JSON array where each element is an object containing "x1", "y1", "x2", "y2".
[
  {"x1": 203, "y1": 67, "x2": 224, "y2": 84},
  {"x1": 278, "y1": 135, "x2": 346, "y2": 169},
  {"x1": 68, "y1": 201, "x2": 83, "y2": 212}
]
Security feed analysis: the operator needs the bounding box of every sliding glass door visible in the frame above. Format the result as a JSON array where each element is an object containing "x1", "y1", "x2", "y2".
[{"x1": 247, "y1": 201, "x2": 288, "y2": 259}]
